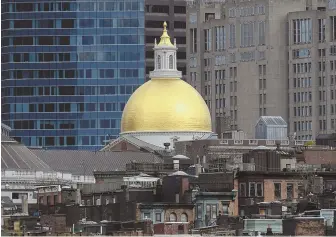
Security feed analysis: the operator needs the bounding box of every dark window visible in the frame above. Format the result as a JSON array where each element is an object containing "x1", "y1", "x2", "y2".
[
  {"x1": 59, "y1": 36, "x2": 70, "y2": 45},
  {"x1": 61, "y1": 2, "x2": 71, "y2": 11},
  {"x1": 14, "y1": 20, "x2": 32, "y2": 29},
  {"x1": 146, "y1": 5, "x2": 169, "y2": 14},
  {"x1": 287, "y1": 183, "x2": 294, "y2": 199},
  {"x1": 100, "y1": 119, "x2": 110, "y2": 128},
  {"x1": 66, "y1": 137, "x2": 75, "y2": 145},
  {"x1": 146, "y1": 36, "x2": 157, "y2": 44},
  {"x1": 146, "y1": 51, "x2": 154, "y2": 59},
  {"x1": 45, "y1": 137, "x2": 55, "y2": 146},
  {"x1": 59, "y1": 86, "x2": 75, "y2": 95},
  {"x1": 239, "y1": 183, "x2": 246, "y2": 197},
  {"x1": 61, "y1": 19, "x2": 74, "y2": 28},
  {"x1": 274, "y1": 183, "x2": 281, "y2": 199},
  {"x1": 174, "y1": 6, "x2": 186, "y2": 14},
  {"x1": 177, "y1": 52, "x2": 186, "y2": 59},
  {"x1": 13, "y1": 37, "x2": 33, "y2": 45},
  {"x1": 249, "y1": 182, "x2": 255, "y2": 197},
  {"x1": 174, "y1": 21, "x2": 186, "y2": 29},
  {"x1": 16, "y1": 3, "x2": 33, "y2": 12},
  {"x1": 45, "y1": 104, "x2": 55, "y2": 112},
  {"x1": 176, "y1": 37, "x2": 186, "y2": 44},
  {"x1": 38, "y1": 36, "x2": 54, "y2": 45},
  {"x1": 12, "y1": 193, "x2": 19, "y2": 199},
  {"x1": 146, "y1": 21, "x2": 168, "y2": 28}
]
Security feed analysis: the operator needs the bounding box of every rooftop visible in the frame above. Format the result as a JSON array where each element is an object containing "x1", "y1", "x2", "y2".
[
  {"x1": 31, "y1": 149, "x2": 163, "y2": 175},
  {"x1": 257, "y1": 116, "x2": 287, "y2": 126},
  {"x1": 1, "y1": 139, "x2": 51, "y2": 171}
]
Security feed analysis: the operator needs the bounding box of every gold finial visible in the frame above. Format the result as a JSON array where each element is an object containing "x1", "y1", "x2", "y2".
[{"x1": 158, "y1": 21, "x2": 173, "y2": 46}]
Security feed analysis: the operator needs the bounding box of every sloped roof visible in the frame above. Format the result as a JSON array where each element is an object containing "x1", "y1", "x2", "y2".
[
  {"x1": 31, "y1": 149, "x2": 163, "y2": 175},
  {"x1": 101, "y1": 134, "x2": 175, "y2": 157},
  {"x1": 1, "y1": 141, "x2": 51, "y2": 171},
  {"x1": 257, "y1": 116, "x2": 287, "y2": 126}
]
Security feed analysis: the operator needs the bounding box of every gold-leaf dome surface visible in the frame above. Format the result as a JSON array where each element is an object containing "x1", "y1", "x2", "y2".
[{"x1": 121, "y1": 78, "x2": 212, "y2": 133}]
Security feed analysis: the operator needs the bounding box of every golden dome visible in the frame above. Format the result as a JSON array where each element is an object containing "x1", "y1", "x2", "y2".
[{"x1": 121, "y1": 78, "x2": 212, "y2": 133}]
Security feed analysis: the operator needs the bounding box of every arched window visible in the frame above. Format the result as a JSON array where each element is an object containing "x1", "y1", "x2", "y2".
[
  {"x1": 169, "y1": 212, "x2": 177, "y2": 222},
  {"x1": 157, "y1": 55, "x2": 161, "y2": 69},
  {"x1": 169, "y1": 55, "x2": 173, "y2": 69},
  {"x1": 181, "y1": 213, "x2": 188, "y2": 222}
]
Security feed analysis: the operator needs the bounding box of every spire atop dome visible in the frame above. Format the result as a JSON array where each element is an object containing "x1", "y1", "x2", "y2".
[{"x1": 158, "y1": 21, "x2": 174, "y2": 47}]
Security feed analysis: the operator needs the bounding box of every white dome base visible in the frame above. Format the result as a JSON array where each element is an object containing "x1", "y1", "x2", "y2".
[{"x1": 121, "y1": 131, "x2": 215, "y2": 148}]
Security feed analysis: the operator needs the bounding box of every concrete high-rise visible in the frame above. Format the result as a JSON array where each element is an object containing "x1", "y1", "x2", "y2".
[
  {"x1": 186, "y1": 0, "x2": 336, "y2": 139},
  {"x1": 145, "y1": 0, "x2": 186, "y2": 81},
  {"x1": 1, "y1": 0, "x2": 145, "y2": 150},
  {"x1": 288, "y1": 1, "x2": 336, "y2": 140}
]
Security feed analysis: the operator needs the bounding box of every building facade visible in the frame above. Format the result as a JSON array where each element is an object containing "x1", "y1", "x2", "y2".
[
  {"x1": 145, "y1": 0, "x2": 186, "y2": 81},
  {"x1": 288, "y1": 1, "x2": 336, "y2": 140},
  {"x1": 1, "y1": 0, "x2": 145, "y2": 150}
]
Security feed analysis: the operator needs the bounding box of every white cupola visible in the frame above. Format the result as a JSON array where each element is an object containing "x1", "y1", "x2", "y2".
[{"x1": 149, "y1": 22, "x2": 182, "y2": 79}]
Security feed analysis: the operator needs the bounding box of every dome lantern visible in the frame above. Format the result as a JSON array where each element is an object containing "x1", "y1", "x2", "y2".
[{"x1": 150, "y1": 22, "x2": 182, "y2": 79}]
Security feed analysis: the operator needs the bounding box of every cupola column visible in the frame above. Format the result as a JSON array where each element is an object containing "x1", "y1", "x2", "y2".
[{"x1": 150, "y1": 22, "x2": 182, "y2": 79}]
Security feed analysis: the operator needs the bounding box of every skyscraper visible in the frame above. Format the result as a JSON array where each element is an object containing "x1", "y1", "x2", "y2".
[
  {"x1": 1, "y1": 0, "x2": 145, "y2": 150},
  {"x1": 186, "y1": 0, "x2": 307, "y2": 138}
]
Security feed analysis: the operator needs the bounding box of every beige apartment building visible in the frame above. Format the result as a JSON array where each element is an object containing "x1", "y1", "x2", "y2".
[{"x1": 186, "y1": 0, "x2": 336, "y2": 139}]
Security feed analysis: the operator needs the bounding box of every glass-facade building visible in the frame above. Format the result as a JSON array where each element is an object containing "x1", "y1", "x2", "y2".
[{"x1": 1, "y1": 0, "x2": 145, "y2": 150}]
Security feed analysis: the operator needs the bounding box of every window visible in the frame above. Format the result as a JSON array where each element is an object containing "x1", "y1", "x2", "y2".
[
  {"x1": 144, "y1": 212, "x2": 151, "y2": 219},
  {"x1": 292, "y1": 19, "x2": 312, "y2": 44},
  {"x1": 190, "y1": 28, "x2": 197, "y2": 53},
  {"x1": 229, "y1": 24, "x2": 236, "y2": 48},
  {"x1": 181, "y1": 213, "x2": 188, "y2": 222},
  {"x1": 239, "y1": 183, "x2": 246, "y2": 197},
  {"x1": 274, "y1": 183, "x2": 281, "y2": 199},
  {"x1": 249, "y1": 182, "x2": 263, "y2": 197},
  {"x1": 155, "y1": 213, "x2": 161, "y2": 222},
  {"x1": 204, "y1": 29, "x2": 212, "y2": 51},
  {"x1": 222, "y1": 203, "x2": 229, "y2": 215},
  {"x1": 197, "y1": 204, "x2": 202, "y2": 219},
  {"x1": 215, "y1": 26, "x2": 225, "y2": 51},
  {"x1": 258, "y1": 21, "x2": 265, "y2": 45},
  {"x1": 157, "y1": 55, "x2": 161, "y2": 69},
  {"x1": 169, "y1": 213, "x2": 177, "y2": 222},
  {"x1": 331, "y1": 16, "x2": 336, "y2": 41},
  {"x1": 206, "y1": 204, "x2": 217, "y2": 220},
  {"x1": 287, "y1": 183, "x2": 294, "y2": 199},
  {"x1": 169, "y1": 55, "x2": 173, "y2": 69},
  {"x1": 318, "y1": 19, "x2": 326, "y2": 42},
  {"x1": 240, "y1": 22, "x2": 254, "y2": 47}
]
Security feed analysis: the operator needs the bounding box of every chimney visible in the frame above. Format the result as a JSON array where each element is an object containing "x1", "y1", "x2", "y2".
[
  {"x1": 76, "y1": 188, "x2": 81, "y2": 205},
  {"x1": 21, "y1": 194, "x2": 28, "y2": 214},
  {"x1": 122, "y1": 185, "x2": 129, "y2": 202},
  {"x1": 164, "y1": 143, "x2": 170, "y2": 150}
]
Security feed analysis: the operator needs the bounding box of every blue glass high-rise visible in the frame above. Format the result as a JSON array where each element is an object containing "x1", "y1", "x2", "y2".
[{"x1": 1, "y1": 1, "x2": 145, "y2": 150}]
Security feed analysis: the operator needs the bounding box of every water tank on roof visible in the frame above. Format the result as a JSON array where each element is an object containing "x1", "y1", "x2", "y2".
[{"x1": 255, "y1": 116, "x2": 288, "y2": 140}]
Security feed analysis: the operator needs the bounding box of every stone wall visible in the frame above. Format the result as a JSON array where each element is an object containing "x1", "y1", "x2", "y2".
[
  {"x1": 295, "y1": 219, "x2": 325, "y2": 236},
  {"x1": 40, "y1": 214, "x2": 66, "y2": 233}
]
